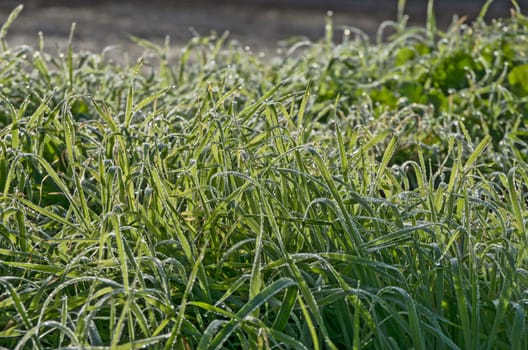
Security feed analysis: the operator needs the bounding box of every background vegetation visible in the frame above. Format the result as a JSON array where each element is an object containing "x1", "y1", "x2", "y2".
[{"x1": 1, "y1": 1, "x2": 527, "y2": 349}]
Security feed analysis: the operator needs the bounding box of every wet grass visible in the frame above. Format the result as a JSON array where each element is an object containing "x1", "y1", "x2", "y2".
[{"x1": 1, "y1": 1, "x2": 527, "y2": 349}]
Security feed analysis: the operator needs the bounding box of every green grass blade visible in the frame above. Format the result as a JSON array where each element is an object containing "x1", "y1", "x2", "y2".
[
  {"x1": 67, "y1": 22, "x2": 76, "y2": 89},
  {"x1": 209, "y1": 278, "x2": 297, "y2": 349},
  {"x1": 164, "y1": 241, "x2": 208, "y2": 350},
  {"x1": 271, "y1": 286, "x2": 297, "y2": 332},
  {"x1": 0, "y1": 5, "x2": 23, "y2": 51},
  {"x1": 463, "y1": 135, "x2": 491, "y2": 172},
  {"x1": 375, "y1": 134, "x2": 398, "y2": 189}
]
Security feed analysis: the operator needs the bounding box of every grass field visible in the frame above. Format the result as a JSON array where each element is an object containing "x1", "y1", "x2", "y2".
[{"x1": 1, "y1": 1, "x2": 527, "y2": 349}]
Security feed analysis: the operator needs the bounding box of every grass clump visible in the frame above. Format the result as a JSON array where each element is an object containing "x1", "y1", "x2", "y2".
[{"x1": 1, "y1": 2, "x2": 527, "y2": 349}]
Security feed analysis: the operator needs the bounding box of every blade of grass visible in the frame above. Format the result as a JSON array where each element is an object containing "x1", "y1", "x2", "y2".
[
  {"x1": 164, "y1": 240, "x2": 208, "y2": 350},
  {"x1": 208, "y1": 278, "x2": 297, "y2": 350},
  {"x1": 0, "y1": 5, "x2": 23, "y2": 51},
  {"x1": 67, "y1": 22, "x2": 76, "y2": 90}
]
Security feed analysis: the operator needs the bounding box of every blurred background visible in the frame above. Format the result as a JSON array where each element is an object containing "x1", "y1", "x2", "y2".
[{"x1": 0, "y1": 0, "x2": 516, "y2": 58}]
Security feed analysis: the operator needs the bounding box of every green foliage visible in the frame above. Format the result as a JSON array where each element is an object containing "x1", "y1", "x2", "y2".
[
  {"x1": 508, "y1": 64, "x2": 528, "y2": 96},
  {"x1": 1, "y1": 3, "x2": 528, "y2": 350}
]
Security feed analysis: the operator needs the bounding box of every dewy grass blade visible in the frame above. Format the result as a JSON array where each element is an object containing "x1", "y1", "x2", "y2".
[
  {"x1": 147, "y1": 166, "x2": 193, "y2": 261},
  {"x1": 463, "y1": 135, "x2": 491, "y2": 173},
  {"x1": 297, "y1": 295, "x2": 320, "y2": 350},
  {"x1": 32, "y1": 51, "x2": 50, "y2": 84},
  {"x1": 397, "y1": 0, "x2": 407, "y2": 22},
  {"x1": 335, "y1": 123, "x2": 349, "y2": 179},
  {"x1": 104, "y1": 127, "x2": 136, "y2": 214},
  {"x1": 197, "y1": 320, "x2": 229, "y2": 350},
  {"x1": 111, "y1": 334, "x2": 171, "y2": 350},
  {"x1": 164, "y1": 240, "x2": 208, "y2": 350},
  {"x1": 208, "y1": 278, "x2": 297, "y2": 349},
  {"x1": 14, "y1": 197, "x2": 78, "y2": 229},
  {"x1": 133, "y1": 86, "x2": 170, "y2": 114},
  {"x1": 374, "y1": 134, "x2": 398, "y2": 190},
  {"x1": 297, "y1": 83, "x2": 310, "y2": 134},
  {"x1": 510, "y1": 303, "x2": 526, "y2": 350},
  {"x1": 8, "y1": 105, "x2": 23, "y2": 153},
  {"x1": 0, "y1": 279, "x2": 33, "y2": 331},
  {"x1": 92, "y1": 100, "x2": 119, "y2": 133},
  {"x1": 67, "y1": 22, "x2": 76, "y2": 90},
  {"x1": 426, "y1": 0, "x2": 436, "y2": 42},
  {"x1": 191, "y1": 302, "x2": 240, "y2": 321},
  {"x1": 0, "y1": 5, "x2": 23, "y2": 51},
  {"x1": 11, "y1": 154, "x2": 91, "y2": 232},
  {"x1": 26, "y1": 95, "x2": 52, "y2": 129},
  {"x1": 271, "y1": 286, "x2": 298, "y2": 332},
  {"x1": 353, "y1": 283, "x2": 361, "y2": 350},
  {"x1": 15, "y1": 321, "x2": 79, "y2": 350},
  {"x1": 128, "y1": 35, "x2": 164, "y2": 56},
  {"x1": 213, "y1": 84, "x2": 242, "y2": 111},
  {"x1": 450, "y1": 258, "x2": 471, "y2": 349},
  {"x1": 257, "y1": 182, "x2": 338, "y2": 349},
  {"x1": 1, "y1": 261, "x2": 65, "y2": 275},
  {"x1": 486, "y1": 261, "x2": 516, "y2": 350},
  {"x1": 477, "y1": 0, "x2": 495, "y2": 21},
  {"x1": 390, "y1": 287, "x2": 426, "y2": 350},
  {"x1": 59, "y1": 295, "x2": 68, "y2": 347},
  {"x1": 266, "y1": 328, "x2": 309, "y2": 350},
  {"x1": 308, "y1": 147, "x2": 365, "y2": 255},
  {"x1": 124, "y1": 84, "x2": 134, "y2": 129},
  {"x1": 110, "y1": 214, "x2": 129, "y2": 293},
  {"x1": 14, "y1": 209, "x2": 27, "y2": 253},
  {"x1": 249, "y1": 195, "x2": 264, "y2": 301},
  {"x1": 111, "y1": 293, "x2": 131, "y2": 346},
  {"x1": 508, "y1": 169, "x2": 527, "y2": 241},
  {"x1": 238, "y1": 82, "x2": 283, "y2": 121},
  {"x1": 63, "y1": 108, "x2": 91, "y2": 221}
]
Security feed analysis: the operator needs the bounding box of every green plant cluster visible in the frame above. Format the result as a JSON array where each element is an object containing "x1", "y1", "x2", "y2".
[{"x1": 0, "y1": 2, "x2": 527, "y2": 349}]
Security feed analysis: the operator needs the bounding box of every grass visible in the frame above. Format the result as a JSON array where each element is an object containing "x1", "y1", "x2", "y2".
[{"x1": 0, "y1": 1, "x2": 527, "y2": 349}]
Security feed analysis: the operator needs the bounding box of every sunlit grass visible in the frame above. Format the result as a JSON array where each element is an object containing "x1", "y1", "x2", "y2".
[{"x1": 1, "y1": 2, "x2": 527, "y2": 349}]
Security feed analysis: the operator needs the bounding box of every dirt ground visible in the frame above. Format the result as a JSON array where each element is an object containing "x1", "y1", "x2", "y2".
[{"x1": 0, "y1": 0, "x2": 515, "y2": 60}]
